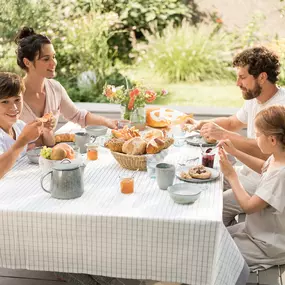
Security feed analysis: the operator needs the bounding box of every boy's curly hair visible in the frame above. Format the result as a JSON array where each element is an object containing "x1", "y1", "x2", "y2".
[{"x1": 233, "y1": 46, "x2": 280, "y2": 84}]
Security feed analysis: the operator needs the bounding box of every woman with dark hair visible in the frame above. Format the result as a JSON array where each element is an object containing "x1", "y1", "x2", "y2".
[{"x1": 15, "y1": 27, "x2": 117, "y2": 134}]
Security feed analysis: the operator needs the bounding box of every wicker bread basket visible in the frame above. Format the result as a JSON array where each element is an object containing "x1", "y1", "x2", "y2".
[{"x1": 111, "y1": 151, "x2": 147, "y2": 170}]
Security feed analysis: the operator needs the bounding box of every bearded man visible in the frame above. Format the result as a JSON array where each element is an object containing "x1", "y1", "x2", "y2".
[{"x1": 188, "y1": 46, "x2": 285, "y2": 226}]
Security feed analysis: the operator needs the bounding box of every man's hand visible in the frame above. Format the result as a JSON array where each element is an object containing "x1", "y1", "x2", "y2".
[
  {"x1": 219, "y1": 147, "x2": 237, "y2": 180},
  {"x1": 18, "y1": 121, "x2": 43, "y2": 145},
  {"x1": 200, "y1": 122, "x2": 228, "y2": 140},
  {"x1": 182, "y1": 118, "x2": 209, "y2": 131}
]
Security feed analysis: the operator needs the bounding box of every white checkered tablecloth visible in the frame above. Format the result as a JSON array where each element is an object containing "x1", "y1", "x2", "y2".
[{"x1": 0, "y1": 123, "x2": 247, "y2": 285}]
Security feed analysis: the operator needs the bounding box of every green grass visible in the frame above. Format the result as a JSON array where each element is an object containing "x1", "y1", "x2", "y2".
[{"x1": 123, "y1": 65, "x2": 244, "y2": 108}]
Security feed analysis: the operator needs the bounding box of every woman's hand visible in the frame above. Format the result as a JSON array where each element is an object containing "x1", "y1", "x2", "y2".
[
  {"x1": 105, "y1": 119, "x2": 118, "y2": 129},
  {"x1": 217, "y1": 139, "x2": 237, "y2": 156},
  {"x1": 42, "y1": 114, "x2": 56, "y2": 131},
  {"x1": 219, "y1": 147, "x2": 237, "y2": 180}
]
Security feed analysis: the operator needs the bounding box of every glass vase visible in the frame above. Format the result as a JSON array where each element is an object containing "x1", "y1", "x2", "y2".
[{"x1": 120, "y1": 105, "x2": 146, "y2": 130}]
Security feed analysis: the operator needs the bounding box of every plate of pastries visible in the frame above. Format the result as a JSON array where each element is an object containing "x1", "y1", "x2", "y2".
[
  {"x1": 177, "y1": 165, "x2": 220, "y2": 183},
  {"x1": 104, "y1": 126, "x2": 174, "y2": 170},
  {"x1": 185, "y1": 135, "x2": 218, "y2": 147}
]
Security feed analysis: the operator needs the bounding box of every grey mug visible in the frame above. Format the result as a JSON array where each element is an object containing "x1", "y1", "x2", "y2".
[
  {"x1": 75, "y1": 132, "x2": 90, "y2": 153},
  {"x1": 156, "y1": 163, "x2": 175, "y2": 190}
]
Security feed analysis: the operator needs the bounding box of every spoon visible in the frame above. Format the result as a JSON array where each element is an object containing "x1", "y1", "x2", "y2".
[
  {"x1": 178, "y1": 157, "x2": 199, "y2": 166},
  {"x1": 131, "y1": 168, "x2": 139, "y2": 178},
  {"x1": 90, "y1": 135, "x2": 96, "y2": 143},
  {"x1": 199, "y1": 143, "x2": 204, "y2": 154}
]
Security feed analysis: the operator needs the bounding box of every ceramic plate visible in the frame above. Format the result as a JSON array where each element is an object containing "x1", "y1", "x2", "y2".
[
  {"x1": 176, "y1": 166, "x2": 220, "y2": 183},
  {"x1": 185, "y1": 135, "x2": 217, "y2": 147}
]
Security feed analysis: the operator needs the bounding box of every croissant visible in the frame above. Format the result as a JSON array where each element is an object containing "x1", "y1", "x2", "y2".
[{"x1": 55, "y1": 133, "x2": 75, "y2": 143}]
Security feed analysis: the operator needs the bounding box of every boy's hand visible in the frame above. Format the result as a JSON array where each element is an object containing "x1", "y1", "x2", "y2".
[{"x1": 18, "y1": 121, "x2": 43, "y2": 145}]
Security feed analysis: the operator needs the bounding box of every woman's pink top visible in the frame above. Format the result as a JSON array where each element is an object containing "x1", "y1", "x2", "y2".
[{"x1": 20, "y1": 79, "x2": 88, "y2": 127}]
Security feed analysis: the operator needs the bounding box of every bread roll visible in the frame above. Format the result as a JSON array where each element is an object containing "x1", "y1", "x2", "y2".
[
  {"x1": 146, "y1": 138, "x2": 165, "y2": 154},
  {"x1": 52, "y1": 143, "x2": 75, "y2": 159},
  {"x1": 104, "y1": 138, "x2": 125, "y2": 153},
  {"x1": 203, "y1": 136, "x2": 217, "y2": 144},
  {"x1": 122, "y1": 137, "x2": 147, "y2": 155},
  {"x1": 55, "y1": 133, "x2": 75, "y2": 143},
  {"x1": 38, "y1": 112, "x2": 53, "y2": 123},
  {"x1": 163, "y1": 137, "x2": 174, "y2": 149},
  {"x1": 146, "y1": 108, "x2": 192, "y2": 128}
]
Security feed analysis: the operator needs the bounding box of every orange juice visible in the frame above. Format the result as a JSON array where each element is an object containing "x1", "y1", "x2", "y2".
[
  {"x1": 87, "y1": 148, "x2": 98, "y2": 160},
  {"x1": 120, "y1": 178, "x2": 134, "y2": 194}
]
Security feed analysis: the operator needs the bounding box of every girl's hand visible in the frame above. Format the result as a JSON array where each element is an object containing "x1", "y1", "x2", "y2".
[
  {"x1": 219, "y1": 147, "x2": 237, "y2": 180},
  {"x1": 217, "y1": 139, "x2": 237, "y2": 156}
]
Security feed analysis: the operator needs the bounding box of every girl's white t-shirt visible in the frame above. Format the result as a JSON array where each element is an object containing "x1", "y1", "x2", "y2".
[{"x1": 0, "y1": 120, "x2": 26, "y2": 157}]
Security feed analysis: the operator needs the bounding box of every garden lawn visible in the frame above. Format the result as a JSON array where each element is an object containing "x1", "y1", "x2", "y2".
[{"x1": 123, "y1": 66, "x2": 244, "y2": 108}]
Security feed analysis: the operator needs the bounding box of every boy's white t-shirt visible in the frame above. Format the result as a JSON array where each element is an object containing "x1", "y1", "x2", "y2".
[
  {"x1": 0, "y1": 120, "x2": 27, "y2": 157},
  {"x1": 236, "y1": 87, "x2": 285, "y2": 138}
]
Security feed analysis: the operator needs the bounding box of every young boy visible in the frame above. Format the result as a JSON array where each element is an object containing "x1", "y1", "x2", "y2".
[{"x1": 0, "y1": 72, "x2": 54, "y2": 179}]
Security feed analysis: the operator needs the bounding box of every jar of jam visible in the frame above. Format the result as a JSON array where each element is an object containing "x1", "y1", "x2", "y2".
[
  {"x1": 85, "y1": 143, "x2": 98, "y2": 160},
  {"x1": 119, "y1": 174, "x2": 134, "y2": 194},
  {"x1": 202, "y1": 148, "x2": 215, "y2": 168}
]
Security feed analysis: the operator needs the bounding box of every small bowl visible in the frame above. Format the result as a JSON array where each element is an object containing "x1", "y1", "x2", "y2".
[
  {"x1": 39, "y1": 153, "x2": 83, "y2": 175},
  {"x1": 85, "y1": 126, "x2": 108, "y2": 137},
  {"x1": 167, "y1": 183, "x2": 201, "y2": 204},
  {"x1": 26, "y1": 147, "x2": 43, "y2": 164}
]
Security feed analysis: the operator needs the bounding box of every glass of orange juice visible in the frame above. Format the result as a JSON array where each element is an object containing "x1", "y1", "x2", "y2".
[
  {"x1": 85, "y1": 143, "x2": 98, "y2": 160},
  {"x1": 119, "y1": 174, "x2": 134, "y2": 194}
]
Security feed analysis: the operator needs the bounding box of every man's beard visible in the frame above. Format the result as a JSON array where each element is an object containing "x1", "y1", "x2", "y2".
[{"x1": 241, "y1": 82, "x2": 262, "y2": 100}]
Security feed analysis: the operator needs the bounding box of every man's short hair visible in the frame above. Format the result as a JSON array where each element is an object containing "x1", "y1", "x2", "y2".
[
  {"x1": 0, "y1": 72, "x2": 25, "y2": 100},
  {"x1": 233, "y1": 46, "x2": 280, "y2": 84}
]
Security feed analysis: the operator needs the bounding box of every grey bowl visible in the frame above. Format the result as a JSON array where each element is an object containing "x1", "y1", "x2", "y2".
[
  {"x1": 26, "y1": 147, "x2": 43, "y2": 164},
  {"x1": 85, "y1": 126, "x2": 108, "y2": 137},
  {"x1": 168, "y1": 183, "x2": 201, "y2": 204}
]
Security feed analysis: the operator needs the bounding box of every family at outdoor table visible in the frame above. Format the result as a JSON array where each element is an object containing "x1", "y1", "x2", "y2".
[{"x1": 0, "y1": 25, "x2": 285, "y2": 284}]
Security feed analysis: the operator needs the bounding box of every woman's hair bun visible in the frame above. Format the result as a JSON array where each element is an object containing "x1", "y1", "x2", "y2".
[{"x1": 14, "y1": 27, "x2": 36, "y2": 44}]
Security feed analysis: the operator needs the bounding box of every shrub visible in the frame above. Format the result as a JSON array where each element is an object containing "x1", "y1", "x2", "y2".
[
  {"x1": 92, "y1": 0, "x2": 206, "y2": 63},
  {"x1": 266, "y1": 39, "x2": 285, "y2": 86},
  {"x1": 142, "y1": 21, "x2": 236, "y2": 83}
]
